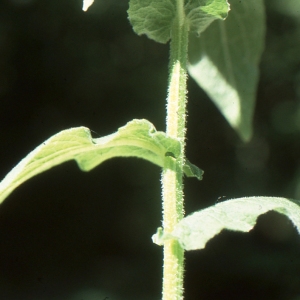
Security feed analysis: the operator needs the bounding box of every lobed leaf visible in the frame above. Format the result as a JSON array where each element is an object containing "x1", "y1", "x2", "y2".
[
  {"x1": 0, "y1": 119, "x2": 182, "y2": 204},
  {"x1": 188, "y1": 0, "x2": 266, "y2": 141},
  {"x1": 170, "y1": 197, "x2": 300, "y2": 250}
]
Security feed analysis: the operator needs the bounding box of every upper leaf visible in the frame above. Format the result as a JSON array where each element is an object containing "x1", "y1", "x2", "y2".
[
  {"x1": 170, "y1": 197, "x2": 300, "y2": 250},
  {"x1": 188, "y1": 0, "x2": 266, "y2": 141},
  {"x1": 186, "y1": 0, "x2": 229, "y2": 35},
  {"x1": 128, "y1": 0, "x2": 229, "y2": 44},
  {"x1": 128, "y1": 0, "x2": 176, "y2": 44},
  {"x1": 0, "y1": 119, "x2": 180, "y2": 204}
]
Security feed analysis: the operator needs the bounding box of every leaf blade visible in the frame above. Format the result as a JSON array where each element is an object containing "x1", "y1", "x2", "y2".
[
  {"x1": 188, "y1": 0, "x2": 266, "y2": 141},
  {"x1": 171, "y1": 197, "x2": 300, "y2": 251},
  {"x1": 128, "y1": 0, "x2": 176, "y2": 44},
  {"x1": 0, "y1": 119, "x2": 180, "y2": 204},
  {"x1": 128, "y1": 0, "x2": 230, "y2": 44},
  {"x1": 186, "y1": 0, "x2": 230, "y2": 35}
]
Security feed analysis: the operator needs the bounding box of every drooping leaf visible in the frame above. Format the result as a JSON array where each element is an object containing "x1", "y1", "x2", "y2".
[
  {"x1": 82, "y1": 0, "x2": 94, "y2": 11},
  {"x1": 127, "y1": 0, "x2": 229, "y2": 44},
  {"x1": 0, "y1": 119, "x2": 181, "y2": 204},
  {"x1": 188, "y1": 0, "x2": 266, "y2": 141},
  {"x1": 170, "y1": 197, "x2": 300, "y2": 250}
]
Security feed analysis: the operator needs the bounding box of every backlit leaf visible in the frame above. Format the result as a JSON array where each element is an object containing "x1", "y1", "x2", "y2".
[
  {"x1": 171, "y1": 197, "x2": 300, "y2": 250},
  {"x1": 188, "y1": 0, "x2": 266, "y2": 141},
  {"x1": 128, "y1": 0, "x2": 229, "y2": 44},
  {"x1": 186, "y1": 0, "x2": 229, "y2": 35},
  {"x1": 0, "y1": 119, "x2": 181, "y2": 204}
]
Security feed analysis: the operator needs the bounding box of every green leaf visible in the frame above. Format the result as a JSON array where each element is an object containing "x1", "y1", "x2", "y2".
[
  {"x1": 183, "y1": 159, "x2": 204, "y2": 180},
  {"x1": 170, "y1": 197, "x2": 300, "y2": 250},
  {"x1": 188, "y1": 0, "x2": 266, "y2": 141},
  {"x1": 127, "y1": 0, "x2": 230, "y2": 44},
  {"x1": 186, "y1": 0, "x2": 230, "y2": 35},
  {"x1": 128, "y1": 0, "x2": 176, "y2": 44},
  {"x1": 0, "y1": 119, "x2": 181, "y2": 204}
]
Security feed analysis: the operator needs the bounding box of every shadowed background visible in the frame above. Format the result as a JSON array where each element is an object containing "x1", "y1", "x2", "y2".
[{"x1": 1, "y1": 0, "x2": 300, "y2": 299}]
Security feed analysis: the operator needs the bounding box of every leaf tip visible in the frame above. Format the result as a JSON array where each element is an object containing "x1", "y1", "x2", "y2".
[
  {"x1": 82, "y1": 0, "x2": 94, "y2": 11},
  {"x1": 152, "y1": 227, "x2": 173, "y2": 246},
  {"x1": 183, "y1": 160, "x2": 204, "y2": 180}
]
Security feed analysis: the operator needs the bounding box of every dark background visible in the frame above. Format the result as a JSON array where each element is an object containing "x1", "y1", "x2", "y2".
[{"x1": 0, "y1": 0, "x2": 300, "y2": 299}]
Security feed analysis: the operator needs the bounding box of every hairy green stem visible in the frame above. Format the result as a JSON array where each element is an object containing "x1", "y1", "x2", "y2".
[{"x1": 161, "y1": 1, "x2": 189, "y2": 299}]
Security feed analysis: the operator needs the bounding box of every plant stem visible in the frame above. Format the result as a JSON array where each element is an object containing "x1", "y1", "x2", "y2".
[{"x1": 161, "y1": 0, "x2": 189, "y2": 298}]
